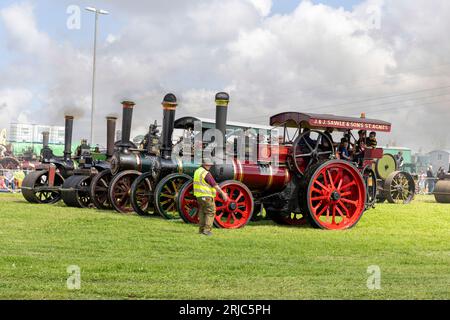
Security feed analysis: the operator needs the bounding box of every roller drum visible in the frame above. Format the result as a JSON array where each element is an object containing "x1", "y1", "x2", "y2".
[{"x1": 434, "y1": 180, "x2": 450, "y2": 203}]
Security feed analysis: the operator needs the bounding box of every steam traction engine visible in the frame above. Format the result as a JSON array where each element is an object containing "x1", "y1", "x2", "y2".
[
  {"x1": 59, "y1": 116, "x2": 117, "y2": 208},
  {"x1": 21, "y1": 116, "x2": 112, "y2": 205},
  {"x1": 373, "y1": 153, "x2": 415, "y2": 205},
  {"x1": 176, "y1": 110, "x2": 398, "y2": 230},
  {"x1": 21, "y1": 116, "x2": 76, "y2": 204}
]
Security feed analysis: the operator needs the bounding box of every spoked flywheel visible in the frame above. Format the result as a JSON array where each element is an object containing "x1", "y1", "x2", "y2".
[
  {"x1": 300, "y1": 160, "x2": 366, "y2": 230},
  {"x1": 22, "y1": 170, "x2": 64, "y2": 204},
  {"x1": 90, "y1": 169, "x2": 113, "y2": 210},
  {"x1": 108, "y1": 170, "x2": 141, "y2": 214},
  {"x1": 290, "y1": 130, "x2": 335, "y2": 176},
  {"x1": 130, "y1": 172, "x2": 156, "y2": 216},
  {"x1": 61, "y1": 175, "x2": 92, "y2": 208},
  {"x1": 383, "y1": 171, "x2": 415, "y2": 204},
  {"x1": 154, "y1": 173, "x2": 191, "y2": 220}
]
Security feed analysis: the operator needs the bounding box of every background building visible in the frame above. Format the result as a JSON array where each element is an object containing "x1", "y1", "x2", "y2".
[
  {"x1": 428, "y1": 150, "x2": 450, "y2": 173},
  {"x1": 9, "y1": 123, "x2": 65, "y2": 144}
]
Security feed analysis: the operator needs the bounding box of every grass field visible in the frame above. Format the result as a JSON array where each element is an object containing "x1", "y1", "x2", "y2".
[{"x1": 0, "y1": 193, "x2": 449, "y2": 300}]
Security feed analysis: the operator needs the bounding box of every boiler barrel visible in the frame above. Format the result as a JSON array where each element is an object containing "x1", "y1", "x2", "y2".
[
  {"x1": 210, "y1": 159, "x2": 290, "y2": 194},
  {"x1": 434, "y1": 180, "x2": 450, "y2": 203}
]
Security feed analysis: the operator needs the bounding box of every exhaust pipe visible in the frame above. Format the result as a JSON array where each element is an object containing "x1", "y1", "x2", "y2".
[
  {"x1": 121, "y1": 101, "x2": 135, "y2": 145},
  {"x1": 215, "y1": 92, "x2": 230, "y2": 158},
  {"x1": 64, "y1": 116, "x2": 74, "y2": 161},
  {"x1": 161, "y1": 93, "x2": 178, "y2": 159},
  {"x1": 106, "y1": 116, "x2": 117, "y2": 158},
  {"x1": 42, "y1": 131, "x2": 50, "y2": 148}
]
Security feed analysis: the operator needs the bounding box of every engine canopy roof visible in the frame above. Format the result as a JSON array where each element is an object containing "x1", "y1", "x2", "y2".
[{"x1": 270, "y1": 112, "x2": 391, "y2": 132}]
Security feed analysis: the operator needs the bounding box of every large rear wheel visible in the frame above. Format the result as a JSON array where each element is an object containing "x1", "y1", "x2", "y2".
[
  {"x1": 108, "y1": 170, "x2": 141, "y2": 214},
  {"x1": 90, "y1": 169, "x2": 113, "y2": 210},
  {"x1": 61, "y1": 175, "x2": 92, "y2": 208},
  {"x1": 21, "y1": 170, "x2": 64, "y2": 204},
  {"x1": 154, "y1": 173, "x2": 191, "y2": 220},
  {"x1": 383, "y1": 171, "x2": 415, "y2": 204},
  {"x1": 130, "y1": 172, "x2": 156, "y2": 216},
  {"x1": 301, "y1": 160, "x2": 366, "y2": 230}
]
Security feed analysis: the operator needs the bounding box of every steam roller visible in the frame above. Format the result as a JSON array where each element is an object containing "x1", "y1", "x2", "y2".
[
  {"x1": 374, "y1": 153, "x2": 415, "y2": 204},
  {"x1": 22, "y1": 116, "x2": 75, "y2": 204},
  {"x1": 434, "y1": 174, "x2": 450, "y2": 203}
]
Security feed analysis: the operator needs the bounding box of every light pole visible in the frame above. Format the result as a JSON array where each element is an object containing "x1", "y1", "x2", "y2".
[{"x1": 85, "y1": 7, "x2": 109, "y2": 147}]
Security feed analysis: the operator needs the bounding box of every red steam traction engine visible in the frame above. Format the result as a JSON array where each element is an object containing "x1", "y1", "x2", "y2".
[{"x1": 177, "y1": 110, "x2": 392, "y2": 230}]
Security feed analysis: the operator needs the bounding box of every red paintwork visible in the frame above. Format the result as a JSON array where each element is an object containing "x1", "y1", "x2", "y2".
[
  {"x1": 258, "y1": 144, "x2": 290, "y2": 164},
  {"x1": 48, "y1": 164, "x2": 56, "y2": 187},
  {"x1": 364, "y1": 148, "x2": 384, "y2": 160},
  {"x1": 214, "y1": 182, "x2": 253, "y2": 229},
  {"x1": 179, "y1": 182, "x2": 199, "y2": 224},
  {"x1": 307, "y1": 161, "x2": 366, "y2": 230},
  {"x1": 232, "y1": 159, "x2": 290, "y2": 194},
  {"x1": 270, "y1": 112, "x2": 391, "y2": 132}
]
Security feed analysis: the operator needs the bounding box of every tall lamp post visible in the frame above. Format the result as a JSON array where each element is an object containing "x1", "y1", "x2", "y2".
[{"x1": 86, "y1": 7, "x2": 109, "y2": 147}]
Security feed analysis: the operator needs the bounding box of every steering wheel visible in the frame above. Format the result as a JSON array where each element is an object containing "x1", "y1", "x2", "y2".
[{"x1": 290, "y1": 130, "x2": 335, "y2": 176}]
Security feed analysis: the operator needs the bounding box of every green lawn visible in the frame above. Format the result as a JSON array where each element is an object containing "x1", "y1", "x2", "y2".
[{"x1": 0, "y1": 193, "x2": 449, "y2": 300}]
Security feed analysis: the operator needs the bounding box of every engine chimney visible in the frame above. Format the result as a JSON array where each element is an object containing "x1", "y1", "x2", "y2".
[
  {"x1": 106, "y1": 116, "x2": 117, "y2": 158},
  {"x1": 64, "y1": 116, "x2": 74, "y2": 161},
  {"x1": 215, "y1": 92, "x2": 230, "y2": 158},
  {"x1": 161, "y1": 93, "x2": 178, "y2": 159},
  {"x1": 121, "y1": 101, "x2": 135, "y2": 144},
  {"x1": 42, "y1": 131, "x2": 50, "y2": 148}
]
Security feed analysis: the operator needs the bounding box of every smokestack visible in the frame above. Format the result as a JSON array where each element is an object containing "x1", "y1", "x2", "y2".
[
  {"x1": 215, "y1": 92, "x2": 230, "y2": 156},
  {"x1": 121, "y1": 101, "x2": 135, "y2": 144},
  {"x1": 64, "y1": 116, "x2": 74, "y2": 161},
  {"x1": 106, "y1": 116, "x2": 117, "y2": 158},
  {"x1": 42, "y1": 131, "x2": 50, "y2": 148},
  {"x1": 161, "y1": 93, "x2": 178, "y2": 159}
]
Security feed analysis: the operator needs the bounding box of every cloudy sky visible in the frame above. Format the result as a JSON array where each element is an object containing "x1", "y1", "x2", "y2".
[{"x1": 0, "y1": 0, "x2": 449, "y2": 152}]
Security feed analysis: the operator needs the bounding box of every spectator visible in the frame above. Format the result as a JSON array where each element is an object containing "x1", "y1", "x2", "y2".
[
  {"x1": 338, "y1": 138, "x2": 351, "y2": 161},
  {"x1": 437, "y1": 167, "x2": 446, "y2": 180},
  {"x1": 395, "y1": 152, "x2": 404, "y2": 169},
  {"x1": 4, "y1": 170, "x2": 15, "y2": 191},
  {"x1": 354, "y1": 130, "x2": 366, "y2": 165},
  {"x1": 418, "y1": 171, "x2": 426, "y2": 194},
  {"x1": 0, "y1": 174, "x2": 7, "y2": 192},
  {"x1": 14, "y1": 168, "x2": 25, "y2": 189},
  {"x1": 366, "y1": 132, "x2": 378, "y2": 148},
  {"x1": 321, "y1": 127, "x2": 335, "y2": 150},
  {"x1": 426, "y1": 166, "x2": 435, "y2": 194}
]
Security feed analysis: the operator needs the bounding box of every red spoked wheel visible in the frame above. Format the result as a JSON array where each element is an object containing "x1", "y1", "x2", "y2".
[
  {"x1": 214, "y1": 181, "x2": 254, "y2": 229},
  {"x1": 108, "y1": 170, "x2": 141, "y2": 214},
  {"x1": 302, "y1": 160, "x2": 366, "y2": 230},
  {"x1": 177, "y1": 182, "x2": 199, "y2": 224}
]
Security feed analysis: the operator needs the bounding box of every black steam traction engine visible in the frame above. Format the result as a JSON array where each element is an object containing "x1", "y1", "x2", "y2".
[
  {"x1": 173, "y1": 111, "x2": 401, "y2": 230},
  {"x1": 92, "y1": 93, "x2": 254, "y2": 216},
  {"x1": 21, "y1": 116, "x2": 114, "y2": 205}
]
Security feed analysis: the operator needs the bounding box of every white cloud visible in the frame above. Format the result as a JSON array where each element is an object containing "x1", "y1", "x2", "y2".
[
  {"x1": 0, "y1": 0, "x2": 449, "y2": 151},
  {"x1": 0, "y1": 88, "x2": 33, "y2": 129}
]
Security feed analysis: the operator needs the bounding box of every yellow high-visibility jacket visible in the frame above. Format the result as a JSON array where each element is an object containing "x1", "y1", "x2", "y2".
[{"x1": 193, "y1": 167, "x2": 217, "y2": 198}]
